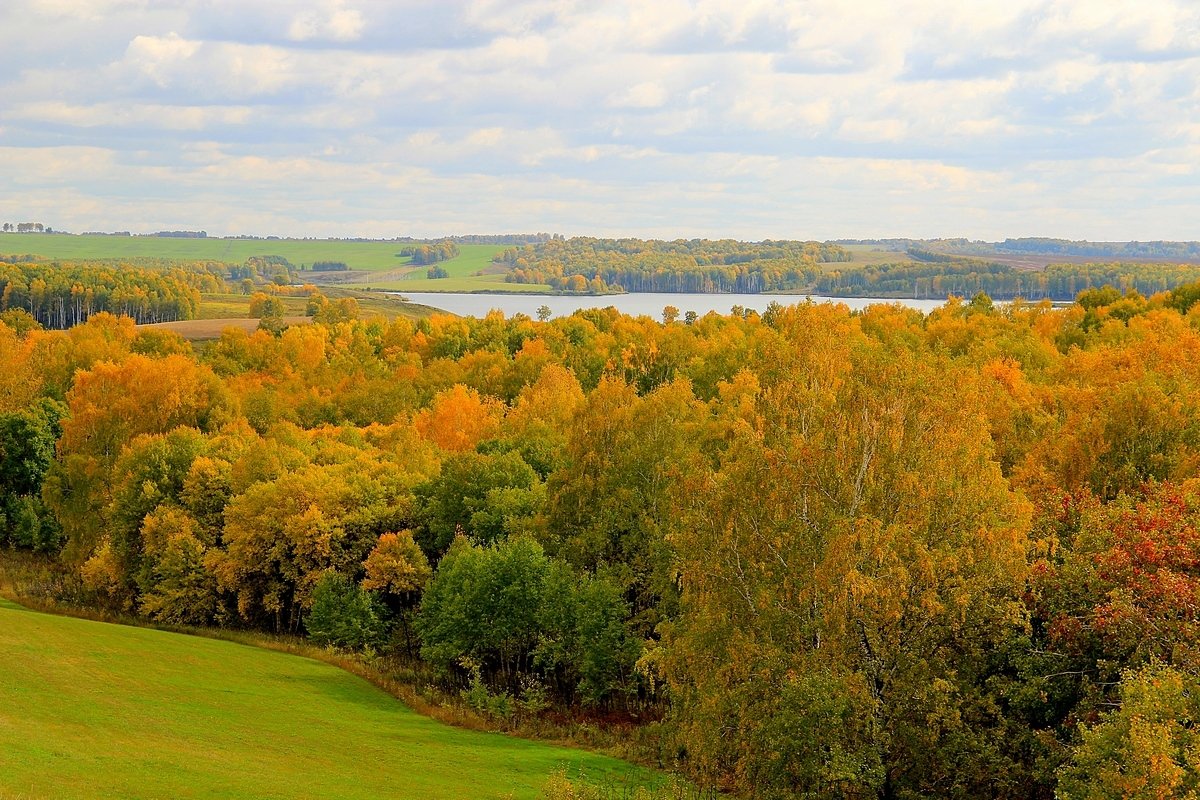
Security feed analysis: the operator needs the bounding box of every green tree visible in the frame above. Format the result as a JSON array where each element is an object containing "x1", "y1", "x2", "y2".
[
  {"x1": 415, "y1": 450, "x2": 543, "y2": 555},
  {"x1": 306, "y1": 572, "x2": 388, "y2": 651},
  {"x1": 417, "y1": 536, "x2": 548, "y2": 686},
  {"x1": 0, "y1": 398, "x2": 67, "y2": 551},
  {"x1": 1057, "y1": 663, "x2": 1200, "y2": 800}
]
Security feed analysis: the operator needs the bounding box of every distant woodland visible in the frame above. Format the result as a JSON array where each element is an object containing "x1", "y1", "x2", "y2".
[
  {"x1": 998, "y1": 237, "x2": 1200, "y2": 259},
  {"x1": 498, "y1": 236, "x2": 1200, "y2": 299},
  {"x1": 501, "y1": 237, "x2": 850, "y2": 293},
  {"x1": 4, "y1": 279, "x2": 1200, "y2": 798},
  {"x1": 0, "y1": 262, "x2": 207, "y2": 326},
  {"x1": 816, "y1": 257, "x2": 1200, "y2": 299}
]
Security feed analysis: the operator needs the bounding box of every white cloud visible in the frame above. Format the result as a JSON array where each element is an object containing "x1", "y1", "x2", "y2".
[
  {"x1": 2, "y1": 0, "x2": 1200, "y2": 239},
  {"x1": 11, "y1": 101, "x2": 254, "y2": 130},
  {"x1": 288, "y1": 2, "x2": 365, "y2": 43},
  {"x1": 124, "y1": 32, "x2": 201, "y2": 87},
  {"x1": 608, "y1": 81, "x2": 668, "y2": 109}
]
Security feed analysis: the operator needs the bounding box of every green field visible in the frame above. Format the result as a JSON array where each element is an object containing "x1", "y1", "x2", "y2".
[
  {"x1": 0, "y1": 233, "x2": 506, "y2": 275},
  {"x1": 0, "y1": 233, "x2": 528, "y2": 293},
  {"x1": 0, "y1": 598, "x2": 660, "y2": 799},
  {"x1": 196, "y1": 289, "x2": 442, "y2": 322},
  {"x1": 352, "y1": 244, "x2": 542, "y2": 292},
  {"x1": 0, "y1": 233, "x2": 415, "y2": 271},
  {"x1": 834, "y1": 244, "x2": 915, "y2": 267}
]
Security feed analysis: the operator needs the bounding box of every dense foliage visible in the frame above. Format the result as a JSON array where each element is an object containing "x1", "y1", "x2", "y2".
[
  {"x1": 399, "y1": 242, "x2": 460, "y2": 265},
  {"x1": 498, "y1": 236, "x2": 1200, "y2": 300},
  {"x1": 999, "y1": 237, "x2": 1200, "y2": 260},
  {"x1": 0, "y1": 261, "x2": 204, "y2": 327},
  {"x1": 5, "y1": 283, "x2": 1200, "y2": 797},
  {"x1": 500, "y1": 237, "x2": 850, "y2": 293},
  {"x1": 816, "y1": 258, "x2": 1200, "y2": 300}
]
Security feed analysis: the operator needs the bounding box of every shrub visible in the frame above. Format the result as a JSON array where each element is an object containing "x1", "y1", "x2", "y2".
[{"x1": 306, "y1": 572, "x2": 389, "y2": 651}]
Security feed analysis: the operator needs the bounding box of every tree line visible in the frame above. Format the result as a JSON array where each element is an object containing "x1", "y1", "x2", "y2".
[
  {"x1": 0, "y1": 262, "x2": 204, "y2": 328},
  {"x1": 4, "y1": 283, "x2": 1200, "y2": 797},
  {"x1": 999, "y1": 237, "x2": 1200, "y2": 260},
  {"x1": 499, "y1": 237, "x2": 850, "y2": 293},
  {"x1": 816, "y1": 258, "x2": 1200, "y2": 300}
]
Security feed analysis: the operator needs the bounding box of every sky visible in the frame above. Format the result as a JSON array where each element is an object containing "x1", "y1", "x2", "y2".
[{"x1": 2, "y1": 0, "x2": 1199, "y2": 241}]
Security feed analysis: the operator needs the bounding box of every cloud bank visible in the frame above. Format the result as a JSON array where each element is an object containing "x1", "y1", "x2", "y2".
[{"x1": 1, "y1": 0, "x2": 1198, "y2": 239}]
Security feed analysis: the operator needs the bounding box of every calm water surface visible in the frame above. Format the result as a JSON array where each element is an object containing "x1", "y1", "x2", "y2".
[{"x1": 396, "y1": 292, "x2": 949, "y2": 319}]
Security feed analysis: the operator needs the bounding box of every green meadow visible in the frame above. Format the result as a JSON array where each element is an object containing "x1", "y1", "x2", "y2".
[
  {"x1": 0, "y1": 233, "x2": 503, "y2": 273},
  {"x1": 0, "y1": 233, "x2": 531, "y2": 293},
  {"x1": 0, "y1": 233, "x2": 417, "y2": 271},
  {"x1": 0, "y1": 598, "x2": 660, "y2": 800}
]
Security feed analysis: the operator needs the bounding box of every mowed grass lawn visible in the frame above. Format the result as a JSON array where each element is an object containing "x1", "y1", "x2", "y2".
[{"x1": 0, "y1": 598, "x2": 661, "y2": 799}]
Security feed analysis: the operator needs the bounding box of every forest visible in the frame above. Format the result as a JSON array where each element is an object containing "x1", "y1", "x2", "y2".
[
  {"x1": 998, "y1": 237, "x2": 1200, "y2": 260},
  {"x1": 0, "y1": 261, "x2": 212, "y2": 327},
  {"x1": 496, "y1": 236, "x2": 1200, "y2": 300},
  {"x1": 499, "y1": 237, "x2": 850, "y2": 293},
  {"x1": 815, "y1": 258, "x2": 1200, "y2": 300},
  {"x1": 3, "y1": 281, "x2": 1200, "y2": 798}
]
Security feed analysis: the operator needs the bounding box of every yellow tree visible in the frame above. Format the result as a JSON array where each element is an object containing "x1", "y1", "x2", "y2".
[
  {"x1": 413, "y1": 384, "x2": 503, "y2": 452},
  {"x1": 662, "y1": 327, "x2": 1032, "y2": 798}
]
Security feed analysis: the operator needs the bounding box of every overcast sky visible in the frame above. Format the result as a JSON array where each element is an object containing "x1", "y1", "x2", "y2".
[{"x1": 2, "y1": 0, "x2": 1199, "y2": 240}]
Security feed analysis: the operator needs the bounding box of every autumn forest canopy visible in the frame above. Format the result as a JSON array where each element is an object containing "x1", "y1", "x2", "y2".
[{"x1": 3, "y1": 268, "x2": 1200, "y2": 798}]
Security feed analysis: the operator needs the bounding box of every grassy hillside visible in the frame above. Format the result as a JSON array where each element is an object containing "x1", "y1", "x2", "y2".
[
  {"x1": 196, "y1": 289, "x2": 444, "y2": 322},
  {"x1": 0, "y1": 598, "x2": 660, "y2": 799},
  {"x1": 0, "y1": 233, "x2": 408, "y2": 271},
  {"x1": 0, "y1": 233, "x2": 526, "y2": 293},
  {"x1": 0, "y1": 233, "x2": 507, "y2": 276}
]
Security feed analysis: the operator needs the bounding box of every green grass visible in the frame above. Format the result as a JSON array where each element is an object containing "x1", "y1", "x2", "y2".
[
  {"x1": 197, "y1": 289, "x2": 441, "y2": 321},
  {"x1": 836, "y1": 244, "x2": 915, "y2": 267},
  {"x1": 407, "y1": 245, "x2": 510, "y2": 279},
  {"x1": 0, "y1": 234, "x2": 507, "y2": 275},
  {"x1": 0, "y1": 597, "x2": 659, "y2": 799},
  {"x1": 354, "y1": 245, "x2": 531, "y2": 292}
]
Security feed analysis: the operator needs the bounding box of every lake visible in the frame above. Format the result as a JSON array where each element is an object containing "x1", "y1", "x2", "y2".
[{"x1": 395, "y1": 292, "x2": 950, "y2": 319}]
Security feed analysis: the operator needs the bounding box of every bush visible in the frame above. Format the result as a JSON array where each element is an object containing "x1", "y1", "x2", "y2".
[{"x1": 306, "y1": 572, "x2": 389, "y2": 651}]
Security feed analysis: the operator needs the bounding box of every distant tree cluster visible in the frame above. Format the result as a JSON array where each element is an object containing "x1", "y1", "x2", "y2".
[
  {"x1": 1000, "y1": 237, "x2": 1200, "y2": 260},
  {"x1": 399, "y1": 242, "x2": 460, "y2": 265},
  {"x1": 905, "y1": 245, "x2": 978, "y2": 263},
  {"x1": 501, "y1": 237, "x2": 851, "y2": 293},
  {"x1": 153, "y1": 231, "x2": 207, "y2": 239},
  {"x1": 228, "y1": 256, "x2": 293, "y2": 284},
  {"x1": 3, "y1": 223, "x2": 49, "y2": 233},
  {"x1": 309, "y1": 261, "x2": 350, "y2": 272},
  {"x1": 0, "y1": 262, "x2": 202, "y2": 328},
  {"x1": 817, "y1": 258, "x2": 1200, "y2": 300}
]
